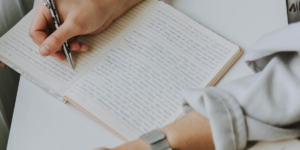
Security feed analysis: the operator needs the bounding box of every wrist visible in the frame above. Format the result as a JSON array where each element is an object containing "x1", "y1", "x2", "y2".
[
  {"x1": 132, "y1": 139, "x2": 152, "y2": 150},
  {"x1": 161, "y1": 111, "x2": 215, "y2": 150},
  {"x1": 161, "y1": 125, "x2": 180, "y2": 149}
]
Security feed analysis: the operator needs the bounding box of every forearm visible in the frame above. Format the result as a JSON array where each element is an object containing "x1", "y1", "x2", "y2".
[
  {"x1": 110, "y1": 110, "x2": 215, "y2": 150},
  {"x1": 161, "y1": 110, "x2": 214, "y2": 150}
]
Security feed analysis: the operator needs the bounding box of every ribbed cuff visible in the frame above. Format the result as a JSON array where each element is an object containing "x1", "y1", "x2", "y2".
[{"x1": 181, "y1": 87, "x2": 247, "y2": 150}]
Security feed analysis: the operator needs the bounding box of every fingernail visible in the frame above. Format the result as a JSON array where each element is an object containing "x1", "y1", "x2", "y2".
[{"x1": 40, "y1": 45, "x2": 51, "y2": 56}]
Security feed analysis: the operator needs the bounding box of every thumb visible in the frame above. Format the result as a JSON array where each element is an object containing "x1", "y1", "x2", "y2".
[{"x1": 39, "y1": 23, "x2": 76, "y2": 56}]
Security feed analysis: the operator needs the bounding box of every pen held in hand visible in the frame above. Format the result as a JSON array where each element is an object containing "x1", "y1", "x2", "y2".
[{"x1": 44, "y1": 0, "x2": 75, "y2": 70}]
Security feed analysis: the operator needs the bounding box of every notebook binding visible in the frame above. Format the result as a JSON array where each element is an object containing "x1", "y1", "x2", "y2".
[{"x1": 0, "y1": 59, "x2": 65, "y2": 102}]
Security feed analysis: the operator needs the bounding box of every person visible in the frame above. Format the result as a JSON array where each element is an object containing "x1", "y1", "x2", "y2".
[{"x1": 8, "y1": 0, "x2": 300, "y2": 149}]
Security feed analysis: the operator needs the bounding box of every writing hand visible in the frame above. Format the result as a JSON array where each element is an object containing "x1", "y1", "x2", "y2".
[{"x1": 29, "y1": 0, "x2": 142, "y2": 60}]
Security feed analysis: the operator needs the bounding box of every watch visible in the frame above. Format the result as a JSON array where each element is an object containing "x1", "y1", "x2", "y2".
[{"x1": 140, "y1": 129, "x2": 172, "y2": 150}]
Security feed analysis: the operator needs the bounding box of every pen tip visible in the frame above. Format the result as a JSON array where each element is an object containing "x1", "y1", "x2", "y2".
[
  {"x1": 71, "y1": 63, "x2": 75, "y2": 70},
  {"x1": 70, "y1": 63, "x2": 75, "y2": 70}
]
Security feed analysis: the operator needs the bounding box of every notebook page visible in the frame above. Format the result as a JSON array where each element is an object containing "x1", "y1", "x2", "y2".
[
  {"x1": 75, "y1": 0, "x2": 158, "y2": 71},
  {"x1": 65, "y1": 2, "x2": 240, "y2": 140},
  {"x1": 0, "y1": 0, "x2": 157, "y2": 96}
]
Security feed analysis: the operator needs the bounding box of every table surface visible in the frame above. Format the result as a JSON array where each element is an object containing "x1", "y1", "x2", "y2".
[{"x1": 7, "y1": 0, "x2": 292, "y2": 150}]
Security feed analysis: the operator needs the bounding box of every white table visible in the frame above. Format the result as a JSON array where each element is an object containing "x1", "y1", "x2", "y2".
[{"x1": 7, "y1": 0, "x2": 291, "y2": 150}]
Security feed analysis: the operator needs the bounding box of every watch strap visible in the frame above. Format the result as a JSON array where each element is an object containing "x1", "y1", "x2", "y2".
[
  {"x1": 151, "y1": 138, "x2": 172, "y2": 150},
  {"x1": 140, "y1": 129, "x2": 172, "y2": 150}
]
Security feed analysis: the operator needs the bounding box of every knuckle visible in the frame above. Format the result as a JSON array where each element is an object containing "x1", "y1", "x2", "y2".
[
  {"x1": 40, "y1": 34, "x2": 61, "y2": 54},
  {"x1": 50, "y1": 34, "x2": 62, "y2": 48},
  {"x1": 28, "y1": 29, "x2": 35, "y2": 39}
]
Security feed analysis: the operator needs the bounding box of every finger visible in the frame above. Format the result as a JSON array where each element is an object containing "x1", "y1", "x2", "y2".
[
  {"x1": 69, "y1": 41, "x2": 88, "y2": 52},
  {"x1": 79, "y1": 43, "x2": 88, "y2": 51},
  {"x1": 29, "y1": 1, "x2": 54, "y2": 46},
  {"x1": 39, "y1": 22, "x2": 77, "y2": 56},
  {"x1": 0, "y1": 62, "x2": 7, "y2": 69},
  {"x1": 53, "y1": 41, "x2": 86, "y2": 60},
  {"x1": 69, "y1": 41, "x2": 80, "y2": 51},
  {"x1": 29, "y1": 12, "x2": 48, "y2": 46},
  {"x1": 51, "y1": 51, "x2": 66, "y2": 61}
]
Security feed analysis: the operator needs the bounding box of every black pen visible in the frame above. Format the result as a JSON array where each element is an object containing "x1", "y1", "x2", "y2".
[{"x1": 44, "y1": 0, "x2": 75, "y2": 70}]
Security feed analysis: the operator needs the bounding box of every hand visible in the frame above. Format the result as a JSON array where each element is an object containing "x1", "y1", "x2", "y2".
[
  {"x1": 29, "y1": 0, "x2": 142, "y2": 60},
  {"x1": 97, "y1": 111, "x2": 215, "y2": 150},
  {"x1": 0, "y1": 62, "x2": 7, "y2": 69}
]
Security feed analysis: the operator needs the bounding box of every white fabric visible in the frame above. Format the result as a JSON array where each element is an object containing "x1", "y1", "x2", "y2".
[
  {"x1": 0, "y1": 0, "x2": 34, "y2": 149},
  {"x1": 181, "y1": 22, "x2": 300, "y2": 150},
  {"x1": 0, "y1": 0, "x2": 24, "y2": 36}
]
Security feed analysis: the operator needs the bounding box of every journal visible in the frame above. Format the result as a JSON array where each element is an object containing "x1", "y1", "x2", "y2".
[{"x1": 0, "y1": 0, "x2": 242, "y2": 141}]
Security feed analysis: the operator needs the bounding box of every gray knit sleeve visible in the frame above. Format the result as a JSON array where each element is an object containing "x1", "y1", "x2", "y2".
[
  {"x1": 182, "y1": 87, "x2": 247, "y2": 150},
  {"x1": 181, "y1": 52, "x2": 300, "y2": 150}
]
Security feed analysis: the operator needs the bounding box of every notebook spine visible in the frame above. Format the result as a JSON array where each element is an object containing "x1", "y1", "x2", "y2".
[{"x1": 0, "y1": 59, "x2": 65, "y2": 102}]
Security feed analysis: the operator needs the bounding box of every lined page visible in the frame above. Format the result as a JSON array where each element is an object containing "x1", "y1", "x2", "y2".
[
  {"x1": 66, "y1": 2, "x2": 240, "y2": 140},
  {"x1": 0, "y1": 0, "x2": 157, "y2": 96}
]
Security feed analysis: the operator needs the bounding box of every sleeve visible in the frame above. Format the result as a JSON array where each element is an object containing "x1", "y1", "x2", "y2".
[
  {"x1": 0, "y1": 0, "x2": 35, "y2": 37},
  {"x1": 0, "y1": 0, "x2": 23, "y2": 37},
  {"x1": 181, "y1": 52, "x2": 300, "y2": 150}
]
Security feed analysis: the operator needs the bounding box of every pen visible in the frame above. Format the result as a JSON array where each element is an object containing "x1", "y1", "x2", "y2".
[{"x1": 44, "y1": 0, "x2": 75, "y2": 70}]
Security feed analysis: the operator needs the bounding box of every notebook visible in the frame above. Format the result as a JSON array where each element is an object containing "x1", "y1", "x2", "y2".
[{"x1": 0, "y1": 0, "x2": 242, "y2": 141}]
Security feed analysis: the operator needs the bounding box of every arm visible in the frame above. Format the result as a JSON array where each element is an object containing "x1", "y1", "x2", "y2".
[
  {"x1": 29, "y1": 0, "x2": 142, "y2": 60},
  {"x1": 97, "y1": 110, "x2": 215, "y2": 150}
]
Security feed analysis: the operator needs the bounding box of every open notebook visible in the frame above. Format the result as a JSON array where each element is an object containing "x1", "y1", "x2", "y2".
[{"x1": 0, "y1": 0, "x2": 242, "y2": 141}]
